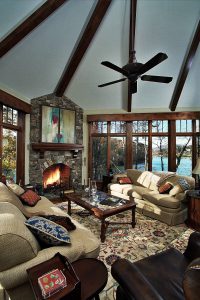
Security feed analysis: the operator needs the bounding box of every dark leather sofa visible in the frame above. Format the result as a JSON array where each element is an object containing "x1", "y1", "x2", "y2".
[{"x1": 111, "y1": 232, "x2": 200, "y2": 300}]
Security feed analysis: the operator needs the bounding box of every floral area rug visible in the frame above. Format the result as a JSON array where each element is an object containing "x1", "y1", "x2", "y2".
[{"x1": 57, "y1": 202, "x2": 193, "y2": 300}]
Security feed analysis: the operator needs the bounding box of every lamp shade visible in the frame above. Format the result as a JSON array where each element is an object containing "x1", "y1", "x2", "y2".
[{"x1": 192, "y1": 158, "x2": 200, "y2": 175}]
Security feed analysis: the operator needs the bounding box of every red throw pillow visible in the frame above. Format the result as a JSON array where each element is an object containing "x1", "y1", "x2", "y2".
[
  {"x1": 117, "y1": 177, "x2": 132, "y2": 184},
  {"x1": 158, "y1": 182, "x2": 173, "y2": 194},
  {"x1": 20, "y1": 190, "x2": 41, "y2": 206}
]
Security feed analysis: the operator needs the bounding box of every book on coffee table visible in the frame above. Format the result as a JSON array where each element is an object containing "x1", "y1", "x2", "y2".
[{"x1": 38, "y1": 268, "x2": 67, "y2": 299}]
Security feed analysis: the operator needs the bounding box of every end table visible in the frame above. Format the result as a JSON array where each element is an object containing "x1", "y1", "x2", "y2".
[
  {"x1": 27, "y1": 253, "x2": 108, "y2": 300},
  {"x1": 186, "y1": 190, "x2": 200, "y2": 231}
]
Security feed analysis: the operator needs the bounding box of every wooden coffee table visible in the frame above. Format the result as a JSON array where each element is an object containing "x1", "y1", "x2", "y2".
[{"x1": 65, "y1": 192, "x2": 136, "y2": 242}]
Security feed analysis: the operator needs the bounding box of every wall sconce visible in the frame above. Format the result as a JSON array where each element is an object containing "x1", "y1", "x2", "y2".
[
  {"x1": 192, "y1": 158, "x2": 200, "y2": 190},
  {"x1": 73, "y1": 149, "x2": 79, "y2": 158}
]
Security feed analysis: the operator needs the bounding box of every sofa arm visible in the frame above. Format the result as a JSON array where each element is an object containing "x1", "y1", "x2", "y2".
[
  {"x1": 184, "y1": 232, "x2": 200, "y2": 262},
  {"x1": 111, "y1": 259, "x2": 163, "y2": 300}
]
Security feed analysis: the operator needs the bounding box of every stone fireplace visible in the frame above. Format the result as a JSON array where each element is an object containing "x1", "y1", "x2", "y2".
[
  {"x1": 29, "y1": 94, "x2": 83, "y2": 195},
  {"x1": 43, "y1": 163, "x2": 70, "y2": 190}
]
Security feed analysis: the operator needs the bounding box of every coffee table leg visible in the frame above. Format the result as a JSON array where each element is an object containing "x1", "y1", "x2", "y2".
[
  {"x1": 131, "y1": 207, "x2": 136, "y2": 228},
  {"x1": 68, "y1": 199, "x2": 71, "y2": 215},
  {"x1": 100, "y1": 219, "x2": 109, "y2": 242}
]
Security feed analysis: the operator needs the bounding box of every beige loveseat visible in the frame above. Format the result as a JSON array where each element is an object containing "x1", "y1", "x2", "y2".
[
  {"x1": 108, "y1": 169, "x2": 195, "y2": 226},
  {"x1": 0, "y1": 182, "x2": 100, "y2": 300}
]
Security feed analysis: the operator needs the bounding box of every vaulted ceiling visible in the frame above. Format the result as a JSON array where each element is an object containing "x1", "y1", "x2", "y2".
[{"x1": 0, "y1": 0, "x2": 199, "y2": 113}]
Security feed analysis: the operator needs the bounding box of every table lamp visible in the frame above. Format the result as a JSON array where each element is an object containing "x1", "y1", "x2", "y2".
[{"x1": 192, "y1": 158, "x2": 200, "y2": 190}]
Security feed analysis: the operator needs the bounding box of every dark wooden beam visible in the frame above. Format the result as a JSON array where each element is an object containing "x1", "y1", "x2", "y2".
[
  {"x1": 169, "y1": 19, "x2": 200, "y2": 111},
  {"x1": 0, "y1": 0, "x2": 67, "y2": 58},
  {"x1": 127, "y1": 0, "x2": 137, "y2": 112},
  {"x1": 55, "y1": 0, "x2": 112, "y2": 97},
  {"x1": 87, "y1": 111, "x2": 200, "y2": 122},
  {"x1": 0, "y1": 89, "x2": 31, "y2": 113}
]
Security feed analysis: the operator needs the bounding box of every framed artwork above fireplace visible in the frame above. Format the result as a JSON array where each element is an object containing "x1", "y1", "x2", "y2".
[{"x1": 41, "y1": 105, "x2": 75, "y2": 143}]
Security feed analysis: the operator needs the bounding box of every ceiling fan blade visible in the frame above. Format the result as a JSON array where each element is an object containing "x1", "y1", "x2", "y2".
[
  {"x1": 141, "y1": 75, "x2": 173, "y2": 83},
  {"x1": 101, "y1": 61, "x2": 129, "y2": 76},
  {"x1": 138, "y1": 53, "x2": 168, "y2": 75},
  {"x1": 129, "y1": 80, "x2": 137, "y2": 94},
  {"x1": 98, "y1": 78, "x2": 127, "y2": 87}
]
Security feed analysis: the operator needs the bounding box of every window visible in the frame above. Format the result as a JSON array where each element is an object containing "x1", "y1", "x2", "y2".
[
  {"x1": 176, "y1": 120, "x2": 192, "y2": 133},
  {"x1": 3, "y1": 105, "x2": 18, "y2": 125},
  {"x1": 0, "y1": 104, "x2": 25, "y2": 184},
  {"x1": 88, "y1": 114, "x2": 200, "y2": 180},
  {"x1": 111, "y1": 137, "x2": 126, "y2": 173},
  {"x1": 176, "y1": 136, "x2": 192, "y2": 176},
  {"x1": 92, "y1": 137, "x2": 107, "y2": 180},
  {"x1": 132, "y1": 121, "x2": 148, "y2": 133},
  {"x1": 2, "y1": 128, "x2": 17, "y2": 180},
  {"x1": 111, "y1": 121, "x2": 126, "y2": 133},
  {"x1": 152, "y1": 136, "x2": 168, "y2": 171},
  {"x1": 132, "y1": 136, "x2": 148, "y2": 170},
  {"x1": 152, "y1": 120, "x2": 168, "y2": 133}
]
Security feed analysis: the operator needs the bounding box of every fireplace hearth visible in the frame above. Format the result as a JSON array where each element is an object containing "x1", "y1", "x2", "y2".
[{"x1": 43, "y1": 163, "x2": 71, "y2": 197}]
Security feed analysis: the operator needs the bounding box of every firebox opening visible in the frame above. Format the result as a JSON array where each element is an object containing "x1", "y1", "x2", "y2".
[{"x1": 43, "y1": 163, "x2": 71, "y2": 194}]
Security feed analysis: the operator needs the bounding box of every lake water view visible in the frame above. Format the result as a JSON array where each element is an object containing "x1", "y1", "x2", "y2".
[{"x1": 134, "y1": 156, "x2": 192, "y2": 176}]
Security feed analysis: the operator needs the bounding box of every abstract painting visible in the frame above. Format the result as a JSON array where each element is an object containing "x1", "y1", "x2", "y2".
[{"x1": 41, "y1": 106, "x2": 75, "y2": 143}]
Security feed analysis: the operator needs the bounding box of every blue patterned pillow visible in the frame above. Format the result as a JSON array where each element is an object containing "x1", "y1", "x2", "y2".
[
  {"x1": 177, "y1": 178, "x2": 191, "y2": 191},
  {"x1": 25, "y1": 216, "x2": 71, "y2": 246}
]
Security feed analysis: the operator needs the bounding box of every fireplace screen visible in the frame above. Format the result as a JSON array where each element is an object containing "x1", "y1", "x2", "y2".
[{"x1": 43, "y1": 163, "x2": 71, "y2": 194}]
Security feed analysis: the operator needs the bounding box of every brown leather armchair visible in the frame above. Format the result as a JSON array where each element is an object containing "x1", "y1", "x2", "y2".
[{"x1": 111, "y1": 232, "x2": 200, "y2": 300}]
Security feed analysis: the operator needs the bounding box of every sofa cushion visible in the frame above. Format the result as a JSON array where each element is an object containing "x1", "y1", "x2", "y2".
[
  {"x1": 129, "y1": 186, "x2": 151, "y2": 199},
  {"x1": 109, "y1": 183, "x2": 134, "y2": 194},
  {"x1": 0, "y1": 182, "x2": 28, "y2": 215},
  {"x1": 25, "y1": 216, "x2": 71, "y2": 246},
  {"x1": 0, "y1": 202, "x2": 40, "y2": 271},
  {"x1": 126, "y1": 169, "x2": 143, "y2": 185},
  {"x1": 137, "y1": 171, "x2": 160, "y2": 191},
  {"x1": 20, "y1": 190, "x2": 41, "y2": 206},
  {"x1": 7, "y1": 183, "x2": 25, "y2": 196},
  {"x1": 143, "y1": 191, "x2": 182, "y2": 209}
]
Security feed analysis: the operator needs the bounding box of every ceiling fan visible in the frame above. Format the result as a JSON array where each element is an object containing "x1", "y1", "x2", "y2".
[{"x1": 98, "y1": 51, "x2": 173, "y2": 94}]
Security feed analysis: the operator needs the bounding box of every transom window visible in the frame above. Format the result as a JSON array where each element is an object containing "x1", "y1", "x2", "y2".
[{"x1": 3, "y1": 105, "x2": 18, "y2": 125}]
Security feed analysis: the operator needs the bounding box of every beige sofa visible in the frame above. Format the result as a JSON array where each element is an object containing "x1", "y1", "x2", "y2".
[
  {"x1": 108, "y1": 169, "x2": 195, "y2": 226},
  {"x1": 0, "y1": 182, "x2": 100, "y2": 300}
]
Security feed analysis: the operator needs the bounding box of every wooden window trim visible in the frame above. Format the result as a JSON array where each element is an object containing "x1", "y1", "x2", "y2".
[
  {"x1": 0, "y1": 105, "x2": 26, "y2": 184},
  {"x1": 88, "y1": 113, "x2": 200, "y2": 179}
]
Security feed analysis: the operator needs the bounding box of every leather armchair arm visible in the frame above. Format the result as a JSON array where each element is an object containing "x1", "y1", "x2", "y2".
[
  {"x1": 111, "y1": 258, "x2": 163, "y2": 300},
  {"x1": 184, "y1": 232, "x2": 200, "y2": 262}
]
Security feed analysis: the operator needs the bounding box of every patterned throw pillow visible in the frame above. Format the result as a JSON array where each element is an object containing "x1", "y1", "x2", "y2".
[
  {"x1": 20, "y1": 190, "x2": 41, "y2": 206},
  {"x1": 156, "y1": 173, "x2": 176, "y2": 187},
  {"x1": 177, "y1": 178, "x2": 191, "y2": 191},
  {"x1": 40, "y1": 215, "x2": 76, "y2": 231},
  {"x1": 117, "y1": 177, "x2": 132, "y2": 184},
  {"x1": 25, "y1": 216, "x2": 71, "y2": 246},
  {"x1": 158, "y1": 182, "x2": 173, "y2": 194}
]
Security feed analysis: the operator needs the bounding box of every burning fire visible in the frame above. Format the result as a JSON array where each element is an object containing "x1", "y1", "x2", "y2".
[{"x1": 43, "y1": 167, "x2": 60, "y2": 188}]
